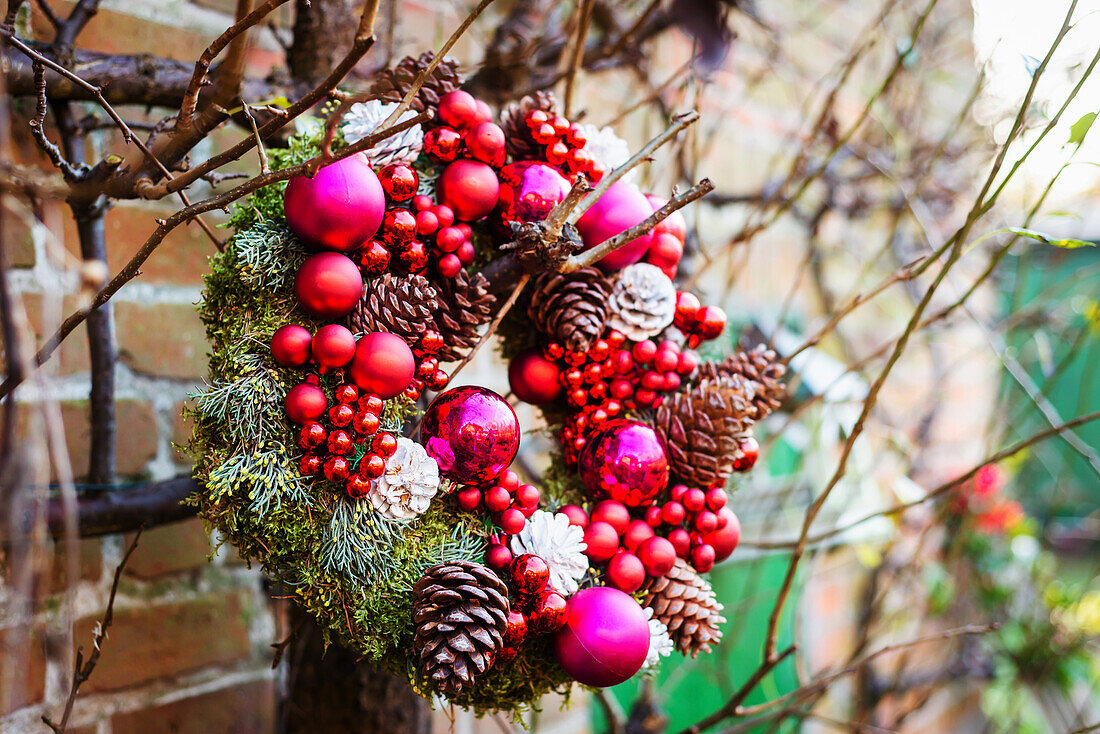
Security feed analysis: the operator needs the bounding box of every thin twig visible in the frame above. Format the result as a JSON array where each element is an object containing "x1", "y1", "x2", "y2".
[
  {"x1": 562, "y1": 0, "x2": 595, "y2": 118},
  {"x1": 443, "y1": 274, "x2": 533, "y2": 391}
]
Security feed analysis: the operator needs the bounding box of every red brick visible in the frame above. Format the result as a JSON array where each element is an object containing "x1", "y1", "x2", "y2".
[
  {"x1": 18, "y1": 293, "x2": 92, "y2": 376},
  {"x1": 124, "y1": 519, "x2": 211, "y2": 579},
  {"x1": 112, "y1": 679, "x2": 275, "y2": 734},
  {"x1": 0, "y1": 627, "x2": 47, "y2": 715},
  {"x1": 115, "y1": 302, "x2": 208, "y2": 379},
  {"x1": 75, "y1": 592, "x2": 252, "y2": 692}
]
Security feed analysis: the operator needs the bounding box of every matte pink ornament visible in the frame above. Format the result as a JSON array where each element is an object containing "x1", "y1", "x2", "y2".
[
  {"x1": 283, "y1": 153, "x2": 385, "y2": 252},
  {"x1": 437, "y1": 159, "x2": 500, "y2": 222},
  {"x1": 575, "y1": 181, "x2": 656, "y2": 271},
  {"x1": 554, "y1": 587, "x2": 650, "y2": 687},
  {"x1": 702, "y1": 507, "x2": 741, "y2": 563},
  {"x1": 496, "y1": 162, "x2": 571, "y2": 223},
  {"x1": 578, "y1": 419, "x2": 669, "y2": 506},
  {"x1": 347, "y1": 332, "x2": 415, "y2": 399},
  {"x1": 420, "y1": 386, "x2": 519, "y2": 484}
]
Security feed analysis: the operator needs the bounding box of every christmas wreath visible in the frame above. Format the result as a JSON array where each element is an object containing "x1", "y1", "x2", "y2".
[{"x1": 189, "y1": 53, "x2": 787, "y2": 714}]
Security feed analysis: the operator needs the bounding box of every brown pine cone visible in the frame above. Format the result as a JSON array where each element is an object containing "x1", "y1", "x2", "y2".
[
  {"x1": 348, "y1": 274, "x2": 439, "y2": 348},
  {"x1": 651, "y1": 376, "x2": 755, "y2": 489},
  {"x1": 642, "y1": 558, "x2": 725, "y2": 657},
  {"x1": 499, "y1": 90, "x2": 557, "y2": 161},
  {"x1": 369, "y1": 52, "x2": 463, "y2": 112},
  {"x1": 527, "y1": 267, "x2": 612, "y2": 353},
  {"x1": 696, "y1": 345, "x2": 787, "y2": 421},
  {"x1": 412, "y1": 561, "x2": 510, "y2": 697},
  {"x1": 431, "y1": 270, "x2": 496, "y2": 363}
]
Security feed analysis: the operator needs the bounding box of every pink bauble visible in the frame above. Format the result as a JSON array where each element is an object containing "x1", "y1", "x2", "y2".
[
  {"x1": 284, "y1": 153, "x2": 385, "y2": 251},
  {"x1": 311, "y1": 324, "x2": 356, "y2": 369},
  {"x1": 644, "y1": 194, "x2": 687, "y2": 242},
  {"x1": 420, "y1": 386, "x2": 519, "y2": 484},
  {"x1": 294, "y1": 252, "x2": 363, "y2": 319},
  {"x1": 437, "y1": 159, "x2": 500, "y2": 222},
  {"x1": 575, "y1": 181, "x2": 656, "y2": 271},
  {"x1": 347, "y1": 332, "x2": 415, "y2": 398},
  {"x1": 578, "y1": 419, "x2": 669, "y2": 506},
  {"x1": 496, "y1": 162, "x2": 571, "y2": 223},
  {"x1": 554, "y1": 587, "x2": 650, "y2": 687},
  {"x1": 702, "y1": 507, "x2": 741, "y2": 563},
  {"x1": 508, "y1": 347, "x2": 562, "y2": 405},
  {"x1": 285, "y1": 383, "x2": 327, "y2": 424},
  {"x1": 270, "y1": 325, "x2": 312, "y2": 367}
]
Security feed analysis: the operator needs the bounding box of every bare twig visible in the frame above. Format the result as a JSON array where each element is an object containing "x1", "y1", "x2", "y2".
[
  {"x1": 562, "y1": 0, "x2": 595, "y2": 117},
  {"x1": 440, "y1": 274, "x2": 533, "y2": 393},
  {"x1": 677, "y1": 645, "x2": 797, "y2": 734}
]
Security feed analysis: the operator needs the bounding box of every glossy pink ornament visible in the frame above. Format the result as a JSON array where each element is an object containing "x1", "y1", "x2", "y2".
[
  {"x1": 294, "y1": 252, "x2": 363, "y2": 319},
  {"x1": 554, "y1": 587, "x2": 650, "y2": 687},
  {"x1": 575, "y1": 181, "x2": 656, "y2": 271},
  {"x1": 347, "y1": 332, "x2": 415, "y2": 399},
  {"x1": 578, "y1": 419, "x2": 669, "y2": 506},
  {"x1": 508, "y1": 347, "x2": 562, "y2": 405},
  {"x1": 437, "y1": 159, "x2": 500, "y2": 222},
  {"x1": 420, "y1": 386, "x2": 520, "y2": 484},
  {"x1": 284, "y1": 153, "x2": 385, "y2": 251},
  {"x1": 496, "y1": 162, "x2": 571, "y2": 223}
]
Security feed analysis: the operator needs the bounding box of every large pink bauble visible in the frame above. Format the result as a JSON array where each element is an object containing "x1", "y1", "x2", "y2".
[
  {"x1": 284, "y1": 153, "x2": 385, "y2": 252},
  {"x1": 575, "y1": 181, "x2": 656, "y2": 271},
  {"x1": 437, "y1": 159, "x2": 501, "y2": 222},
  {"x1": 294, "y1": 252, "x2": 363, "y2": 319},
  {"x1": 578, "y1": 419, "x2": 669, "y2": 507},
  {"x1": 554, "y1": 587, "x2": 650, "y2": 687},
  {"x1": 496, "y1": 162, "x2": 571, "y2": 223},
  {"x1": 347, "y1": 332, "x2": 415, "y2": 399},
  {"x1": 421, "y1": 386, "x2": 519, "y2": 484}
]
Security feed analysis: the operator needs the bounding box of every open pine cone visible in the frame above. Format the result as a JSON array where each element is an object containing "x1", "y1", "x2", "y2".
[
  {"x1": 696, "y1": 345, "x2": 787, "y2": 420},
  {"x1": 527, "y1": 267, "x2": 612, "y2": 353},
  {"x1": 369, "y1": 52, "x2": 462, "y2": 111},
  {"x1": 412, "y1": 561, "x2": 510, "y2": 696},
  {"x1": 642, "y1": 558, "x2": 725, "y2": 657},
  {"x1": 431, "y1": 270, "x2": 496, "y2": 363},
  {"x1": 499, "y1": 90, "x2": 557, "y2": 161},
  {"x1": 348, "y1": 274, "x2": 439, "y2": 347}
]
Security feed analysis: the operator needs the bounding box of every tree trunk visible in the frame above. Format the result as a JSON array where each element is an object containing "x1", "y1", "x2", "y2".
[{"x1": 287, "y1": 0, "x2": 359, "y2": 87}]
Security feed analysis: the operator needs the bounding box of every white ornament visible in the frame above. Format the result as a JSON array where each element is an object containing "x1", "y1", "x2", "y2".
[
  {"x1": 577, "y1": 124, "x2": 633, "y2": 179},
  {"x1": 342, "y1": 101, "x2": 424, "y2": 165},
  {"x1": 367, "y1": 437, "x2": 439, "y2": 520},
  {"x1": 510, "y1": 510, "x2": 589, "y2": 596},
  {"x1": 607, "y1": 263, "x2": 677, "y2": 340},
  {"x1": 644, "y1": 607, "x2": 674, "y2": 668}
]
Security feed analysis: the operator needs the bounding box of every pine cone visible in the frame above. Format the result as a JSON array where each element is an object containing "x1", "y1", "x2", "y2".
[
  {"x1": 607, "y1": 263, "x2": 677, "y2": 341},
  {"x1": 412, "y1": 561, "x2": 510, "y2": 697},
  {"x1": 651, "y1": 376, "x2": 755, "y2": 488},
  {"x1": 369, "y1": 52, "x2": 463, "y2": 112},
  {"x1": 528, "y1": 268, "x2": 612, "y2": 353},
  {"x1": 499, "y1": 90, "x2": 557, "y2": 161},
  {"x1": 642, "y1": 558, "x2": 725, "y2": 657},
  {"x1": 348, "y1": 274, "x2": 439, "y2": 347},
  {"x1": 431, "y1": 270, "x2": 496, "y2": 363},
  {"x1": 696, "y1": 345, "x2": 787, "y2": 421}
]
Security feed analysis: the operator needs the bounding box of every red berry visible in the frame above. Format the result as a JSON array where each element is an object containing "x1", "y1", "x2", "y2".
[
  {"x1": 270, "y1": 324, "x2": 312, "y2": 367},
  {"x1": 323, "y1": 456, "x2": 350, "y2": 482},
  {"x1": 456, "y1": 241, "x2": 475, "y2": 266},
  {"x1": 427, "y1": 369, "x2": 449, "y2": 391},
  {"x1": 334, "y1": 383, "x2": 358, "y2": 404},
  {"x1": 690, "y1": 543, "x2": 716, "y2": 573},
  {"x1": 622, "y1": 519, "x2": 655, "y2": 551},
  {"x1": 526, "y1": 109, "x2": 549, "y2": 127},
  {"x1": 546, "y1": 141, "x2": 569, "y2": 166},
  {"x1": 566, "y1": 124, "x2": 587, "y2": 148},
  {"x1": 544, "y1": 342, "x2": 565, "y2": 359},
  {"x1": 558, "y1": 504, "x2": 589, "y2": 527},
  {"x1": 416, "y1": 210, "x2": 440, "y2": 236},
  {"x1": 645, "y1": 506, "x2": 663, "y2": 527},
  {"x1": 433, "y1": 205, "x2": 455, "y2": 228},
  {"x1": 515, "y1": 484, "x2": 540, "y2": 510},
  {"x1": 358, "y1": 394, "x2": 384, "y2": 414},
  {"x1": 298, "y1": 422, "x2": 326, "y2": 450},
  {"x1": 457, "y1": 487, "x2": 483, "y2": 511},
  {"x1": 607, "y1": 551, "x2": 645, "y2": 593},
  {"x1": 473, "y1": 99, "x2": 493, "y2": 125},
  {"x1": 632, "y1": 340, "x2": 658, "y2": 364},
  {"x1": 438, "y1": 90, "x2": 479, "y2": 129},
  {"x1": 499, "y1": 507, "x2": 527, "y2": 535},
  {"x1": 485, "y1": 485, "x2": 512, "y2": 512},
  {"x1": 702, "y1": 507, "x2": 741, "y2": 563},
  {"x1": 670, "y1": 483, "x2": 688, "y2": 502},
  {"x1": 378, "y1": 163, "x2": 418, "y2": 202},
  {"x1": 352, "y1": 410, "x2": 380, "y2": 435},
  {"x1": 677, "y1": 351, "x2": 700, "y2": 376},
  {"x1": 497, "y1": 470, "x2": 521, "y2": 492},
  {"x1": 637, "y1": 536, "x2": 677, "y2": 577},
  {"x1": 661, "y1": 501, "x2": 686, "y2": 525},
  {"x1": 654, "y1": 349, "x2": 679, "y2": 374},
  {"x1": 485, "y1": 543, "x2": 513, "y2": 573},
  {"x1": 683, "y1": 488, "x2": 706, "y2": 513},
  {"x1": 357, "y1": 240, "x2": 390, "y2": 274},
  {"x1": 360, "y1": 453, "x2": 386, "y2": 479},
  {"x1": 532, "y1": 122, "x2": 557, "y2": 145},
  {"x1": 668, "y1": 528, "x2": 692, "y2": 558},
  {"x1": 328, "y1": 403, "x2": 354, "y2": 427},
  {"x1": 641, "y1": 370, "x2": 664, "y2": 390},
  {"x1": 412, "y1": 195, "x2": 433, "y2": 212},
  {"x1": 694, "y1": 510, "x2": 718, "y2": 534},
  {"x1": 705, "y1": 487, "x2": 728, "y2": 511},
  {"x1": 591, "y1": 500, "x2": 630, "y2": 535},
  {"x1": 371, "y1": 432, "x2": 397, "y2": 457},
  {"x1": 582, "y1": 521, "x2": 620, "y2": 561},
  {"x1": 416, "y1": 358, "x2": 438, "y2": 379},
  {"x1": 663, "y1": 372, "x2": 682, "y2": 391},
  {"x1": 436, "y1": 226, "x2": 464, "y2": 253},
  {"x1": 346, "y1": 473, "x2": 372, "y2": 498},
  {"x1": 610, "y1": 378, "x2": 634, "y2": 400},
  {"x1": 437, "y1": 253, "x2": 462, "y2": 278}
]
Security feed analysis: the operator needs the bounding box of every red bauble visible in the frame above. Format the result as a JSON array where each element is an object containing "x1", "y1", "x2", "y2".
[
  {"x1": 323, "y1": 455, "x2": 350, "y2": 482},
  {"x1": 423, "y1": 126, "x2": 463, "y2": 161},
  {"x1": 381, "y1": 208, "x2": 417, "y2": 249},
  {"x1": 529, "y1": 590, "x2": 568, "y2": 634},
  {"x1": 298, "y1": 421, "x2": 326, "y2": 450},
  {"x1": 295, "y1": 252, "x2": 363, "y2": 319},
  {"x1": 358, "y1": 394, "x2": 384, "y2": 414},
  {"x1": 590, "y1": 500, "x2": 630, "y2": 535},
  {"x1": 360, "y1": 454, "x2": 386, "y2": 479},
  {"x1": 702, "y1": 507, "x2": 741, "y2": 563},
  {"x1": 346, "y1": 473, "x2": 372, "y2": 498},
  {"x1": 695, "y1": 305, "x2": 727, "y2": 341},
  {"x1": 328, "y1": 403, "x2": 354, "y2": 427},
  {"x1": 437, "y1": 159, "x2": 500, "y2": 222},
  {"x1": 284, "y1": 153, "x2": 384, "y2": 251},
  {"x1": 378, "y1": 163, "x2": 418, "y2": 202},
  {"x1": 347, "y1": 332, "x2": 415, "y2": 399},
  {"x1": 465, "y1": 122, "x2": 506, "y2": 166},
  {"x1": 327, "y1": 429, "x2": 353, "y2": 455},
  {"x1": 637, "y1": 536, "x2": 676, "y2": 577},
  {"x1": 496, "y1": 162, "x2": 571, "y2": 222},
  {"x1": 514, "y1": 484, "x2": 540, "y2": 511},
  {"x1": 504, "y1": 610, "x2": 528, "y2": 647},
  {"x1": 667, "y1": 528, "x2": 692, "y2": 558},
  {"x1": 371, "y1": 432, "x2": 398, "y2": 458},
  {"x1": 582, "y1": 521, "x2": 620, "y2": 562},
  {"x1": 607, "y1": 551, "x2": 645, "y2": 593},
  {"x1": 299, "y1": 453, "x2": 322, "y2": 476},
  {"x1": 485, "y1": 543, "x2": 513, "y2": 573},
  {"x1": 673, "y1": 292, "x2": 701, "y2": 330},
  {"x1": 578, "y1": 420, "x2": 669, "y2": 506},
  {"x1": 734, "y1": 436, "x2": 760, "y2": 472},
  {"x1": 510, "y1": 554, "x2": 550, "y2": 596},
  {"x1": 690, "y1": 543, "x2": 716, "y2": 573},
  {"x1": 312, "y1": 324, "x2": 356, "y2": 369},
  {"x1": 622, "y1": 519, "x2": 655, "y2": 551},
  {"x1": 357, "y1": 240, "x2": 390, "y2": 274},
  {"x1": 270, "y1": 325, "x2": 312, "y2": 367},
  {"x1": 420, "y1": 386, "x2": 519, "y2": 484},
  {"x1": 438, "y1": 90, "x2": 479, "y2": 129},
  {"x1": 559, "y1": 504, "x2": 589, "y2": 527},
  {"x1": 661, "y1": 500, "x2": 686, "y2": 525},
  {"x1": 508, "y1": 347, "x2": 563, "y2": 405},
  {"x1": 574, "y1": 181, "x2": 655, "y2": 271},
  {"x1": 285, "y1": 383, "x2": 327, "y2": 424},
  {"x1": 485, "y1": 485, "x2": 511, "y2": 512},
  {"x1": 499, "y1": 507, "x2": 527, "y2": 535},
  {"x1": 352, "y1": 410, "x2": 380, "y2": 435},
  {"x1": 398, "y1": 242, "x2": 429, "y2": 272},
  {"x1": 554, "y1": 588, "x2": 650, "y2": 687}
]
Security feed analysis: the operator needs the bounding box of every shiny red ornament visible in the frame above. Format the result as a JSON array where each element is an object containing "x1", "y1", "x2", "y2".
[
  {"x1": 357, "y1": 240, "x2": 390, "y2": 275},
  {"x1": 465, "y1": 121, "x2": 506, "y2": 166},
  {"x1": 345, "y1": 473, "x2": 372, "y2": 499},
  {"x1": 360, "y1": 453, "x2": 386, "y2": 479},
  {"x1": 582, "y1": 521, "x2": 620, "y2": 562},
  {"x1": 734, "y1": 436, "x2": 760, "y2": 472},
  {"x1": 607, "y1": 551, "x2": 645, "y2": 593},
  {"x1": 381, "y1": 208, "x2": 417, "y2": 249},
  {"x1": 578, "y1": 420, "x2": 669, "y2": 506},
  {"x1": 283, "y1": 152, "x2": 384, "y2": 252},
  {"x1": 554, "y1": 587, "x2": 649, "y2": 687},
  {"x1": 312, "y1": 324, "x2": 357, "y2": 370},
  {"x1": 438, "y1": 90, "x2": 479, "y2": 129},
  {"x1": 420, "y1": 386, "x2": 519, "y2": 484},
  {"x1": 508, "y1": 347, "x2": 563, "y2": 406},
  {"x1": 701, "y1": 507, "x2": 741, "y2": 563},
  {"x1": 352, "y1": 410, "x2": 380, "y2": 435},
  {"x1": 673, "y1": 292, "x2": 702, "y2": 330},
  {"x1": 427, "y1": 369, "x2": 450, "y2": 391},
  {"x1": 418, "y1": 330, "x2": 444, "y2": 354},
  {"x1": 299, "y1": 453, "x2": 322, "y2": 476},
  {"x1": 378, "y1": 163, "x2": 418, "y2": 202},
  {"x1": 437, "y1": 159, "x2": 500, "y2": 222},
  {"x1": 295, "y1": 252, "x2": 363, "y2": 319},
  {"x1": 371, "y1": 432, "x2": 398, "y2": 458},
  {"x1": 695, "y1": 305, "x2": 727, "y2": 341},
  {"x1": 485, "y1": 543, "x2": 513, "y2": 573},
  {"x1": 637, "y1": 536, "x2": 676, "y2": 577},
  {"x1": 416, "y1": 357, "x2": 439, "y2": 379},
  {"x1": 398, "y1": 242, "x2": 429, "y2": 272},
  {"x1": 510, "y1": 554, "x2": 550, "y2": 596},
  {"x1": 298, "y1": 421, "x2": 327, "y2": 450},
  {"x1": 333, "y1": 383, "x2": 358, "y2": 404},
  {"x1": 327, "y1": 429, "x2": 353, "y2": 456},
  {"x1": 323, "y1": 455, "x2": 350, "y2": 482},
  {"x1": 347, "y1": 332, "x2": 415, "y2": 399},
  {"x1": 496, "y1": 162, "x2": 571, "y2": 223},
  {"x1": 423, "y1": 126, "x2": 463, "y2": 161},
  {"x1": 328, "y1": 403, "x2": 354, "y2": 428},
  {"x1": 559, "y1": 504, "x2": 589, "y2": 527},
  {"x1": 285, "y1": 382, "x2": 327, "y2": 424},
  {"x1": 504, "y1": 610, "x2": 528, "y2": 647},
  {"x1": 270, "y1": 325, "x2": 312, "y2": 367},
  {"x1": 529, "y1": 590, "x2": 568, "y2": 634},
  {"x1": 358, "y1": 394, "x2": 384, "y2": 414}
]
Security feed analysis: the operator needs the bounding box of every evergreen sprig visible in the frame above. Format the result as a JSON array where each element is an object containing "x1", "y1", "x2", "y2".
[
  {"x1": 233, "y1": 221, "x2": 309, "y2": 291},
  {"x1": 192, "y1": 353, "x2": 285, "y2": 446},
  {"x1": 206, "y1": 441, "x2": 311, "y2": 517},
  {"x1": 319, "y1": 498, "x2": 407, "y2": 583}
]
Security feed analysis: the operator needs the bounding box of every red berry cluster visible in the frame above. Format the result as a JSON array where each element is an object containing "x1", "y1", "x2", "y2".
[
  {"x1": 522, "y1": 109, "x2": 603, "y2": 181},
  {"x1": 454, "y1": 469, "x2": 540, "y2": 537},
  {"x1": 638, "y1": 484, "x2": 735, "y2": 573},
  {"x1": 484, "y1": 553, "x2": 567, "y2": 666},
  {"x1": 673, "y1": 292, "x2": 728, "y2": 349},
  {"x1": 409, "y1": 195, "x2": 477, "y2": 278},
  {"x1": 423, "y1": 90, "x2": 503, "y2": 165}
]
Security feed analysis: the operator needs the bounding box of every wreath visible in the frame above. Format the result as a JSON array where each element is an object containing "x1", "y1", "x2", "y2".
[{"x1": 189, "y1": 53, "x2": 787, "y2": 714}]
